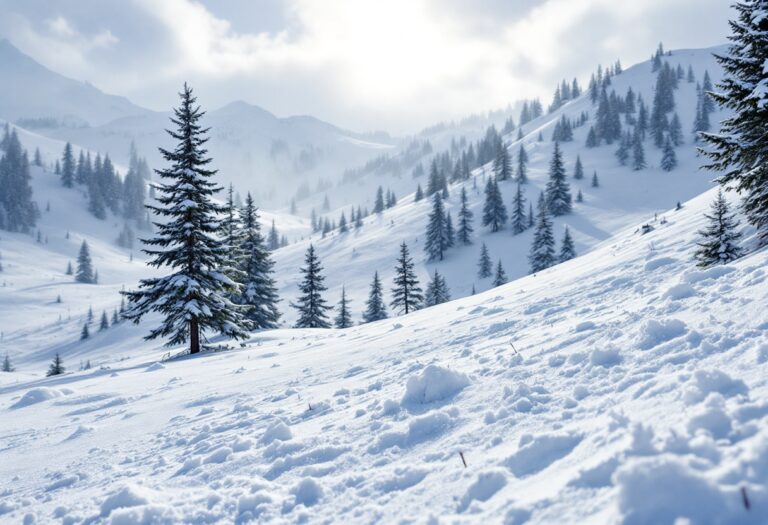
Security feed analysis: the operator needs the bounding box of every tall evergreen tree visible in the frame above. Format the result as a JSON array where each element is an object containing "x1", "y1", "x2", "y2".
[
  {"x1": 694, "y1": 189, "x2": 743, "y2": 267},
  {"x1": 61, "y1": 142, "x2": 75, "y2": 188},
  {"x1": 99, "y1": 311, "x2": 109, "y2": 331},
  {"x1": 123, "y1": 144, "x2": 147, "y2": 223},
  {"x1": 391, "y1": 242, "x2": 423, "y2": 314},
  {"x1": 0, "y1": 131, "x2": 37, "y2": 233},
  {"x1": 477, "y1": 242, "x2": 492, "y2": 279},
  {"x1": 573, "y1": 155, "x2": 584, "y2": 180},
  {"x1": 424, "y1": 269, "x2": 451, "y2": 306},
  {"x1": 545, "y1": 142, "x2": 572, "y2": 216},
  {"x1": 661, "y1": 137, "x2": 678, "y2": 171},
  {"x1": 516, "y1": 144, "x2": 528, "y2": 183},
  {"x1": 122, "y1": 84, "x2": 248, "y2": 354},
  {"x1": 81, "y1": 323, "x2": 90, "y2": 340},
  {"x1": 268, "y1": 221, "x2": 280, "y2": 250},
  {"x1": 529, "y1": 194, "x2": 557, "y2": 273},
  {"x1": 669, "y1": 112, "x2": 684, "y2": 146},
  {"x1": 426, "y1": 159, "x2": 441, "y2": 196},
  {"x1": 493, "y1": 143, "x2": 512, "y2": 181},
  {"x1": 492, "y1": 259, "x2": 508, "y2": 287},
  {"x1": 292, "y1": 244, "x2": 332, "y2": 328},
  {"x1": 632, "y1": 127, "x2": 647, "y2": 170},
  {"x1": 701, "y1": 2, "x2": 768, "y2": 240},
  {"x1": 482, "y1": 176, "x2": 508, "y2": 232},
  {"x1": 362, "y1": 271, "x2": 388, "y2": 323},
  {"x1": 238, "y1": 193, "x2": 281, "y2": 329},
  {"x1": 415, "y1": 183, "x2": 424, "y2": 202},
  {"x1": 373, "y1": 186, "x2": 385, "y2": 213},
  {"x1": 511, "y1": 182, "x2": 527, "y2": 234},
  {"x1": 425, "y1": 192, "x2": 449, "y2": 261},
  {"x1": 457, "y1": 187, "x2": 474, "y2": 245},
  {"x1": 559, "y1": 227, "x2": 576, "y2": 262},
  {"x1": 445, "y1": 211, "x2": 455, "y2": 248},
  {"x1": 47, "y1": 353, "x2": 65, "y2": 376},
  {"x1": 75, "y1": 241, "x2": 95, "y2": 283},
  {"x1": 592, "y1": 171, "x2": 600, "y2": 188},
  {"x1": 334, "y1": 286, "x2": 353, "y2": 328}
]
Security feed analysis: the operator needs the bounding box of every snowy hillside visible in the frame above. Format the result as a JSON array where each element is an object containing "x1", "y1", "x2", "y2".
[{"x1": 1, "y1": 181, "x2": 767, "y2": 523}]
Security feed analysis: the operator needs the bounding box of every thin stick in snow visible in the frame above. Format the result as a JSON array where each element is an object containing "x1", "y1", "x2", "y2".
[
  {"x1": 459, "y1": 451, "x2": 467, "y2": 468},
  {"x1": 741, "y1": 486, "x2": 750, "y2": 510}
]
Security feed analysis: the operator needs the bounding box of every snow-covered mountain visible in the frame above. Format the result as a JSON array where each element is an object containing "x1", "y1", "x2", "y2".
[{"x1": 0, "y1": 39, "x2": 396, "y2": 205}]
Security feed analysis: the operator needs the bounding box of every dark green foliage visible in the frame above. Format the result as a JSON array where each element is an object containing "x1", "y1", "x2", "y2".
[
  {"x1": 391, "y1": 242, "x2": 423, "y2": 314},
  {"x1": 477, "y1": 242, "x2": 492, "y2": 279},
  {"x1": 694, "y1": 190, "x2": 743, "y2": 267},
  {"x1": 545, "y1": 142, "x2": 572, "y2": 216},
  {"x1": 47, "y1": 353, "x2": 65, "y2": 376},
  {"x1": 292, "y1": 244, "x2": 331, "y2": 328},
  {"x1": 334, "y1": 287, "x2": 353, "y2": 328},
  {"x1": 362, "y1": 271, "x2": 388, "y2": 323},
  {"x1": 424, "y1": 269, "x2": 451, "y2": 306}
]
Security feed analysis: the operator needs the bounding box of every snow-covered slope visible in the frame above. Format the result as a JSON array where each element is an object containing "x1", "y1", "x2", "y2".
[{"x1": 1, "y1": 182, "x2": 767, "y2": 523}]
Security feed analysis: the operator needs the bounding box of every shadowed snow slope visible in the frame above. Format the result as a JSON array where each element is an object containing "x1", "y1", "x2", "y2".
[{"x1": 1, "y1": 181, "x2": 767, "y2": 523}]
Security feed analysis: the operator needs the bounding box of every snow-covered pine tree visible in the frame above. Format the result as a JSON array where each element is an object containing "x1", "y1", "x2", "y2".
[
  {"x1": 701, "y1": 2, "x2": 768, "y2": 240},
  {"x1": 445, "y1": 212, "x2": 455, "y2": 248},
  {"x1": 576, "y1": 189, "x2": 584, "y2": 202},
  {"x1": 661, "y1": 137, "x2": 678, "y2": 171},
  {"x1": 122, "y1": 84, "x2": 248, "y2": 354},
  {"x1": 99, "y1": 311, "x2": 109, "y2": 331},
  {"x1": 238, "y1": 193, "x2": 281, "y2": 330},
  {"x1": 669, "y1": 112, "x2": 684, "y2": 146},
  {"x1": 391, "y1": 242, "x2": 423, "y2": 314},
  {"x1": 511, "y1": 182, "x2": 527, "y2": 234},
  {"x1": 573, "y1": 155, "x2": 584, "y2": 180},
  {"x1": 632, "y1": 127, "x2": 646, "y2": 170},
  {"x1": 586, "y1": 126, "x2": 598, "y2": 148},
  {"x1": 492, "y1": 259, "x2": 507, "y2": 287},
  {"x1": 545, "y1": 142, "x2": 572, "y2": 216},
  {"x1": 559, "y1": 226, "x2": 576, "y2": 262},
  {"x1": 516, "y1": 144, "x2": 528, "y2": 183},
  {"x1": 415, "y1": 184, "x2": 424, "y2": 202},
  {"x1": 75, "y1": 241, "x2": 95, "y2": 283},
  {"x1": 427, "y1": 160, "x2": 441, "y2": 196},
  {"x1": 268, "y1": 221, "x2": 280, "y2": 250},
  {"x1": 482, "y1": 176, "x2": 508, "y2": 232},
  {"x1": 112, "y1": 309, "x2": 119, "y2": 325},
  {"x1": 362, "y1": 271, "x2": 388, "y2": 323},
  {"x1": 355, "y1": 207, "x2": 363, "y2": 228},
  {"x1": 477, "y1": 242, "x2": 492, "y2": 279},
  {"x1": 0, "y1": 130, "x2": 38, "y2": 233},
  {"x1": 334, "y1": 286, "x2": 353, "y2": 328},
  {"x1": 529, "y1": 193, "x2": 557, "y2": 273},
  {"x1": 2, "y1": 353, "x2": 13, "y2": 372},
  {"x1": 220, "y1": 184, "x2": 244, "y2": 285},
  {"x1": 81, "y1": 323, "x2": 90, "y2": 340},
  {"x1": 457, "y1": 187, "x2": 474, "y2": 245},
  {"x1": 424, "y1": 269, "x2": 451, "y2": 306},
  {"x1": 292, "y1": 244, "x2": 332, "y2": 328},
  {"x1": 493, "y1": 143, "x2": 512, "y2": 181},
  {"x1": 47, "y1": 353, "x2": 65, "y2": 376},
  {"x1": 374, "y1": 186, "x2": 385, "y2": 213},
  {"x1": 425, "y1": 192, "x2": 449, "y2": 261},
  {"x1": 616, "y1": 132, "x2": 631, "y2": 166},
  {"x1": 61, "y1": 142, "x2": 75, "y2": 188},
  {"x1": 592, "y1": 171, "x2": 600, "y2": 187},
  {"x1": 338, "y1": 212, "x2": 348, "y2": 233},
  {"x1": 694, "y1": 189, "x2": 743, "y2": 267}
]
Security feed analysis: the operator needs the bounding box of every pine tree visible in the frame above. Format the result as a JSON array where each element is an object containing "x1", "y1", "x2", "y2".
[
  {"x1": 427, "y1": 160, "x2": 441, "y2": 196},
  {"x1": 511, "y1": 182, "x2": 527, "y2": 234},
  {"x1": 445, "y1": 211, "x2": 455, "y2": 248},
  {"x1": 391, "y1": 242, "x2": 423, "y2": 314},
  {"x1": 493, "y1": 143, "x2": 512, "y2": 181},
  {"x1": 81, "y1": 323, "x2": 90, "y2": 340},
  {"x1": 477, "y1": 242, "x2": 492, "y2": 279},
  {"x1": 694, "y1": 190, "x2": 743, "y2": 267},
  {"x1": 632, "y1": 127, "x2": 646, "y2": 170},
  {"x1": 482, "y1": 176, "x2": 507, "y2": 232},
  {"x1": 701, "y1": 2, "x2": 768, "y2": 240},
  {"x1": 220, "y1": 184, "x2": 243, "y2": 283},
  {"x1": 576, "y1": 189, "x2": 583, "y2": 203},
  {"x1": 2, "y1": 353, "x2": 13, "y2": 372},
  {"x1": 66, "y1": 261, "x2": 73, "y2": 275},
  {"x1": 355, "y1": 206, "x2": 363, "y2": 228},
  {"x1": 338, "y1": 212, "x2": 348, "y2": 233},
  {"x1": 75, "y1": 241, "x2": 95, "y2": 283},
  {"x1": 592, "y1": 171, "x2": 600, "y2": 188},
  {"x1": 112, "y1": 309, "x2": 120, "y2": 325},
  {"x1": 334, "y1": 287, "x2": 353, "y2": 328},
  {"x1": 292, "y1": 245, "x2": 331, "y2": 328},
  {"x1": 362, "y1": 271, "x2": 388, "y2": 323},
  {"x1": 415, "y1": 184, "x2": 424, "y2": 202},
  {"x1": 529, "y1": 194, "x2": 556, "y2": 273},
  {"x1": 516, "y1": 144, "x2": 528, "y2": 183},
  {"x1": 669, "y1": 112, "x2": 684, "y2": 146},
  {"x1": 61, "y1": 142, "x2": 75, "y2": 188},
  {"x1": 99, "y1": 311, "x2": 109, "y2": 331},
  {"x1": 423, "y1": 269, "x2": 451, "y2": 306},
  {"x1": 47, "y1": 353, "x2": 65, "y2": 376},
  {"x1": 238, "y1": 193, "x2": 281, "y2": 329},
  {"x1": 268, "y1": 221, "x2": 280, "y2": 250},
  {"x1": 661, "y1": 137, "x2": 678, "y2": 171},
  {"x1": 122, "y1": 84, "x2": 248, "y2": 354},
  {"x1": 425, "y1": 193, "x2": 449, "y2": 261},
  {"x1": 586, "y1": 126, "x2": 598, "y2": 148},
  {"x1": 457, "y1": 187, "x2": 474, "y2": 245},
  {"x1": 492, "y1": 259, "x2": 507, "y2": 287},
  {"x1": 573, "y1": 155, "x2": 584, "y2": 180},
  {"x1": 545, "y1": 142, "x2": 572, "y2": 216},
  {"x1": 0, "y1": 131, "x2": 38, "y2": 233},
  {"x1": 373, "y1": 186, "x2": 385, "y2": 213},
  {"x1": 559, "y1": 227, "x2": 576, "y2": 262}
]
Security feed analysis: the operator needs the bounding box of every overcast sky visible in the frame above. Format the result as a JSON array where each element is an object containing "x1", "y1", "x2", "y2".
[{"x1": 0, "y1": 0, "x2": 732, "y2": 134}]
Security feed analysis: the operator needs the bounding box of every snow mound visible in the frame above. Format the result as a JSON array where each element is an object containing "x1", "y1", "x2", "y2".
[
  {"x1": 402, "y1": 365, "x2": 469, "y2": 405},
  {"x1": 458, "y1": 470, "x2": 508, "y2": 512},
  {"x1": 260, "y1": 421, "x2": 292, "y2": 444},
  {"x1": 100, "y1": 485, "x2": 151, "y2": 517},
  {"x1": 662, "y1": 283, "x2": 696, "y2": 300},
  {"x1": 291, "y1": 478, "x2": 323, "y2": 507},
  {"x1": 590, "y1": 347, "x2": 622, "y2": 367},
  {"x1": 10, "y1": 387, "x2": 72, "y2": 409},
  {"x1": 145, "y1": 362, "x2": 165, "y2": 372},
  {"x1": 682, "y1": 369, "x2": 748, "y2": 405},
  {"x1": 505, "y1": 433, "x2": 583, "y2": 477},
  {"x1": 636, "y1": 319, "x2": 687, "y2": 350}
]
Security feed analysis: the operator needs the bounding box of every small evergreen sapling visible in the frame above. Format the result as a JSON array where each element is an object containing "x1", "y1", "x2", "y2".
[
  {"x1": 477, "y1": 243, "x2": 492, "y2": 279},
  {"x1": 424, "y1": 269, "x2": 451, "y2": 306},
  {"x1": 362, "y1": 271, "x2": 388, "y2": 323},
  {"x1": 492, "y1": 260, "x2": 508, "y2": 287},
  {"x1": 47, "y1": 353, "x2": 65, "y2": 376},
  {"x1": 292, "y1": 244, "x2": 332, "y2": 328},
  {"x1": 559, "y1": 227, "x2": 577, "y2": 262},
  {"x1": 694, "y1": 190, "x2": 742, "y2": 268},
  {"x1": 391, "y1": 242, "x2": 423, "y2": 314},
  {"x1": 334, "y1": 287, "x2": 353, "y2": 328}
]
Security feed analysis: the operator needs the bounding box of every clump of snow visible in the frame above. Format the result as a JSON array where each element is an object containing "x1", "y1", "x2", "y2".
[
  {"x1": 291, "y1": 478, "x2": 323, "y2": 507},
  {"x1": 458, "y1": 470, "x2": 508, "y2": 512},
  {"x1": 636, "y1": 318, "x2": 687, "y2": 350},
  {"x1": 574, "y1": 321, "x2": 597, "y2": 332},
  {"x1": 372, "y1": 410, "x2": 455, "y2": 452},
  {"x1": 203, "y1": 446, "x2": 232, "y2": 464},
  {"x1": 662, "y1": 283, "x2": 696, "y2": 300},
  {"x1": 505, "y1": 433, "x2": 582, "y2": 477},
  {"x1": 10, "y1": 387, "x2": 72, "y2": 409},
  {"x1": 65, "y1": 425, "x2": 94, "y2": 441},
  {"x1": 100, "y1": 485, "x2": 151, "y2": 517},
  {"x1": 589, "y1": 347, "x2": 622, "y2": 367},
  {"x1": 401, "y1": 365, "x2": 469, "y2": 405},
  {"x1": 145, "y1": 362, "x2": 165, "y2": 372},
  {"x1": 259, "y1": 420, "x2": 292, "y2": 444},
  {"x1": 682, "y1": 369, "x2": 748, "y2": 405},
  {"x1": 687, "y1": 396, "x2": 732, "y2": 439}
]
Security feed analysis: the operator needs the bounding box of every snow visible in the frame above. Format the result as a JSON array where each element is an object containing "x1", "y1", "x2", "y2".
[{"x1": 1, "y1": 45, "x2": 768, "y2": 524}]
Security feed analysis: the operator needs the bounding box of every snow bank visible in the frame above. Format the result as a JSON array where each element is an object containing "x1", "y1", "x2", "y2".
[
  {"x1": 259, "y1": 420, "x2": 292, "y2": 444},
  {"x1": 291, "y1": 478, "x2": 323, "y2": 507},
  {"x1": 458, "y1": 470, "x2": 508, "y2": 512},
  {"x1": 505, "y1": 433, "x2": 582, "y2": 477},
  {"x1": 401, "y1": 365, "x2": 469, "y2": 405},
  {"x1": 9, "y1": 387, "x2": 72, "y2": 409},
  {"x1": 682, "y1": 369, "x2": 748, "y2": 405},
  {"x1": 100, "y1": 485, "x2": 151, "y2": 517}
]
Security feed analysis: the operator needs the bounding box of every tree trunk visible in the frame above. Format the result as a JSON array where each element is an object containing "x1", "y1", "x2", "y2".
[{"x1": 190, "y1": 318, "x2": 200, "y2": 354}]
